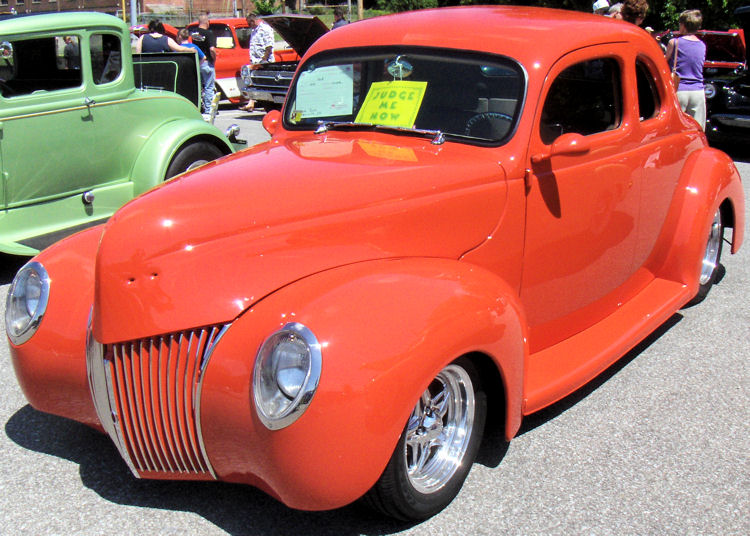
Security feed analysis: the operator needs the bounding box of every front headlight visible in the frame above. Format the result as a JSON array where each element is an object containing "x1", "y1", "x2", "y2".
[
  {"x1": 240, "y1": 64, "x2": 253, "y2": 85},
  {"x1": 5, "y1": 261, "x2": 50, "y2": 345},
  {"x1": 704, "y1": 83, "x2": 716, "y2": 100},
  {"x1": 253, "y1": 322, "x2": 322, "y2": 430}
]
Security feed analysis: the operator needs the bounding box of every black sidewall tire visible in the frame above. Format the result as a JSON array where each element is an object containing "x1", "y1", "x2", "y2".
[
  {"x1": 165, "y1": 141, "x2": 224, "y2": 180},
  {"x1": 689, "y1": 210, "x2": 724, "y2": 306},
  {"x1": 366, "y1": 357, "x2": 487, "y2": 521}
]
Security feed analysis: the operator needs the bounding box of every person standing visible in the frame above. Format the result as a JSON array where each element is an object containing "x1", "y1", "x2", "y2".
[
  {"x1": 620, "y1": 0, "x2": 649, "y2": 26},
  {"x1": 136, "y1": 20, "x2": 190, "y2": 53},
  {"x1": 190, "y1": 14, "x2": 217, "y2": 115},
  {"x1": 242, "y1": 14, "x2": 275, "y2": 112},
  {"x1": 665, "y1": 10, "x2": 707, "y2": 129},
  {"x1": 332, "y1": 7, "x2": 350, "y2": 28},
  {"x1": 63, "y1": 36, "x2": 79, "y2": 69},
  {"x1": 177, "y1": 29, "x2": 212, "y2": 108},
  {"x1": 592, "y1": 0, "x2": 610, "y2": 16}
]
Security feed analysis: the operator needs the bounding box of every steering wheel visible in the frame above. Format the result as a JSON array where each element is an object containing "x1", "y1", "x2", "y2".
[{"x1": 464, "y1": 111, "x2": 513, "y2": 138}]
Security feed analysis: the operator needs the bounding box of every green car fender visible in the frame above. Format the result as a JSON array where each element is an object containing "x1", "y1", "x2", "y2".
[{"x1": 129, "y1": 118, "x2": 234, "y2": 194}]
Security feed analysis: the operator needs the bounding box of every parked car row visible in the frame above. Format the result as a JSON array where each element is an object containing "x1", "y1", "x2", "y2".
[{"x1": 7, "y1": 6, "x2": 744, "y2": 523}]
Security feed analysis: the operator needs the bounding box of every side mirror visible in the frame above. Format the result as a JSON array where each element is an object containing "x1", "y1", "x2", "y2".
[
  {"x1": 550, "y1": 132, "x2": 591, "y2": 156},
  {"x1": 531, "y1": 132, "x2": 591, "y2": 163},
  {"x1": 262, "y1": 109, "x2": 281, "y2": 136}
]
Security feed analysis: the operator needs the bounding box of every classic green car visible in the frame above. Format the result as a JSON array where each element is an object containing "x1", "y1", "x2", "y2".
[{"x1": 0, "y1": 12, "x2": 235, "y2": 255}]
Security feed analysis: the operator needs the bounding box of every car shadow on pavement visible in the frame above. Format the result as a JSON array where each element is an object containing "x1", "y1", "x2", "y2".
[
  {"x1": 517, "y1": 312, "x2": 684, "y2": 436},
  {"x1": 4, "y1": 406, "x2": 419, "y2": 535}
]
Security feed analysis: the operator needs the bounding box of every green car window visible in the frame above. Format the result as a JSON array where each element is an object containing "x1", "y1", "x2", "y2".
[
  {"x1": 0, "y1": 35, "x2": 83, "y2": 98},
  {"x1": 91, "y1": 33, "x2": 122, "y2": 85}
]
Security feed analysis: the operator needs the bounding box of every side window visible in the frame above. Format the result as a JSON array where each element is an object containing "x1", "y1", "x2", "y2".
[
  {"x1": 212, "y1": 24, "x2": 235, "y2": 49},
  {"x1": 540, "y1": 58, "x2": 622, "y2": 144},
  {"x1": 91, "y1": 33, "x2": 122, "y2": 85},
  {"x1": 236, "y1": 27, "x2": 251, "y2": 49},
  {"x1": 0, "y1": 35, "x2": 82, "y2": 98},
  {"x1": 636, "y1": 59, "x2": 660, "y2": 121}
]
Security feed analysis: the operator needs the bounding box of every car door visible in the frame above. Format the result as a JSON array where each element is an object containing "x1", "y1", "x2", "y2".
[
  {"x1": 0, "y1": 30, "x2": 135, "y2": 213},
  {"x1": 212, "y1": 22, "x2": 248, "y2": 101},
  {"x1": 0, "y1": 32, "x2": 95, "y2": 209},
  {"x1": 521, "y1": 46, "x2": 643, "y2": 352}
]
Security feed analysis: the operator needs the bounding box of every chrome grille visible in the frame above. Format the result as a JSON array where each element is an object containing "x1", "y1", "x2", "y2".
[{"x1": 87, "y1": 322, "x2": 229, "y2": 479}]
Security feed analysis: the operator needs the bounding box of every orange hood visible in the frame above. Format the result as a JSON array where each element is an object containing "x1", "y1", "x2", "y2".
[{"x1": 93, "y1": 133, "x2": 508, "y2": 343}]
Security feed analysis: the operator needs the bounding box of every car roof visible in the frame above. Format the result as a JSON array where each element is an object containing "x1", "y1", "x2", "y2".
[
  {"x1": 0, "y1": 11, "x2": 127, "y2": 34},
  {"x1": 187, "y1": 18, "x2": 248, "y2": 28},
  {"x1": 307, "y1": 6, "x2": 658, "y2": 67}
]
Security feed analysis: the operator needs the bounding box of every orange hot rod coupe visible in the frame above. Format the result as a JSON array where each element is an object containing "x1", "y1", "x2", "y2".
[{"x1": 6, "y1": 6, "x2": 745, "y2": 521}]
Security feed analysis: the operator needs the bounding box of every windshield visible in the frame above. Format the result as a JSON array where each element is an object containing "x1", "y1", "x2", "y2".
[{"x1": 284, "y1": 47, "x2": 525, "y2": 145}]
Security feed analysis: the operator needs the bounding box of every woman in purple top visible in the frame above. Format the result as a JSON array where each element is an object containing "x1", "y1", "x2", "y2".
[{"x1": 665, "y1": 10, "x2": 706, "y2": 129}]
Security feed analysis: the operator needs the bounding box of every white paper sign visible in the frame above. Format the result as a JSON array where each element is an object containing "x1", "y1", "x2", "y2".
[{"x1": 296, "y1": 65, "x2": 354, "y2": 118}]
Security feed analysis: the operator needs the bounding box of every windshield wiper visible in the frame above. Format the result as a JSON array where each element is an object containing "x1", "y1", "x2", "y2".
[
  {"x1": 314, "y1": 120, "x2": 374, "y2": 134},
  {"x1": 315, "y1": 120, "x2": 445, "y2": 145}
]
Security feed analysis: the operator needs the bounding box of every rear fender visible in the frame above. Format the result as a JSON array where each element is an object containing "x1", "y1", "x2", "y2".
[
  {"x1": 647, "y1": 148, "x2": 744, "y2": 291},
  {"x1": 200, "y1": 257, "x2": 527, "y2": 510},
  {"x1": 8, "y1": 226, "x2": 103, "y2": 427},
  {"x1": 129, "y1": 120, "x2": 233, "y2": 194}
]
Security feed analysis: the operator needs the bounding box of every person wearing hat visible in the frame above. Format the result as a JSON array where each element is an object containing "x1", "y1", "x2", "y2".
[{"x1": 593, "y1": 0, "x2": 610, "y2": 15}]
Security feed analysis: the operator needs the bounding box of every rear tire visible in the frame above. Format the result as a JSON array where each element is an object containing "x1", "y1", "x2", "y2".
[
  {"x1": 165, "y1": 141, "x2": 224, "y2": 180},
  {"x1": 364, "y1": 357, "x2": 487, "y2": 521},
  {"x1": 688, "y1": 208, "x2": 724, "y2": 305}
]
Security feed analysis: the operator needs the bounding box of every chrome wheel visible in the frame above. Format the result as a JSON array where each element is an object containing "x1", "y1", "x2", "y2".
[
  {"x1": 365, "y1": 358, "x2": 486, "y2": 520},
  {"x1": 699, "y1": 209, "x2": 723, "y2": 286},
  {"x1": 405, "y1": 364, "x2": 475, "y2": 494}
]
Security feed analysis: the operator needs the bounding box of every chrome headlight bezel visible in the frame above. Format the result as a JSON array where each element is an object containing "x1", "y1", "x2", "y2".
[
  {"x1": 253, "y1": 322, "x2": 322, "y2": 430},
  {"x1": 240, "y1": 64, "x2": 253, "y2": 85},
  {"x1": 5, "y1": 261, "x2": 50, "y2": 345}
]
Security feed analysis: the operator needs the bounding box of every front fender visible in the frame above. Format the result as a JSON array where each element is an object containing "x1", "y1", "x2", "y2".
[
  {"x1": 129, "y1": 119, "x2": 233, "y2": 194},
  {"x1": 647, "y1": 147, "x2": 744, "y2": 292},
  {"x1": 8, "y1": 226, "x2": 103, "y2": 428},
  {"x1": 200, "y1": 257, "x2": 527, "y2": 511}
]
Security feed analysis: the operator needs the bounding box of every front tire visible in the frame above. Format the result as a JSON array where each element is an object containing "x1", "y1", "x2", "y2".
[
  {"x1": 688, "y1": 208, "x2": 724, "y2": 305},
  {"x1": 365, "y1": 357, "x2": 487, "y2": 520},
  {"x1": 165, "y1": 141, "x2": 224, "y2": 180}
]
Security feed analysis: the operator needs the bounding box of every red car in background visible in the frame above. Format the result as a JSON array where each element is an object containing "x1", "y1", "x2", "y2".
[
  {"x1": 130, "y1": 22, "x2": 179, "y2": 39},
  {"x1": 186, "y1": 17, "x2": 299, "y2": 105},
  {"x1": 186, "y1": 18, "x2": 250, "y2": 104}
]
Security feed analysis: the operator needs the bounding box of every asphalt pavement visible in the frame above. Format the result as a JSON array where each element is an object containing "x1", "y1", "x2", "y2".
[{"x1": 0, "y1": 119, "x2": 747, "y2": 535}]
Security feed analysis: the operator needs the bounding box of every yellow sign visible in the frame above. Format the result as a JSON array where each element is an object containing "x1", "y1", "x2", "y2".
[{"x1": 355, "y1": 81, "x2": 428, "y2": 128}]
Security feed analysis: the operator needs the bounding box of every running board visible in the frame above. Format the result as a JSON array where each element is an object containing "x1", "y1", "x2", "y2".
[{"x1": 523, "y1": 277, "x2": 692, "y2": 415}]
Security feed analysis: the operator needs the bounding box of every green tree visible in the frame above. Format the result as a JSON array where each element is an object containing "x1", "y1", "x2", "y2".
[{"x1": 375, "y1": 0, "x2": 746, "y2": 30}]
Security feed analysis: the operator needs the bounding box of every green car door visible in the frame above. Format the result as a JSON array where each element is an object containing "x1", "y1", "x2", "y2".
[{"x1": 0, "y1": 31, "x2": 131, "y2": 210}]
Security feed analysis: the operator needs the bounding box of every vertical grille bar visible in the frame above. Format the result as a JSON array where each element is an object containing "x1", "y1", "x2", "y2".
[
  {"x1": 154, "y1": 336, "x2": 178, "y2": 472},
  {"x1": 93, "y1": 325, "x2": 228, "y2": 478}
]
